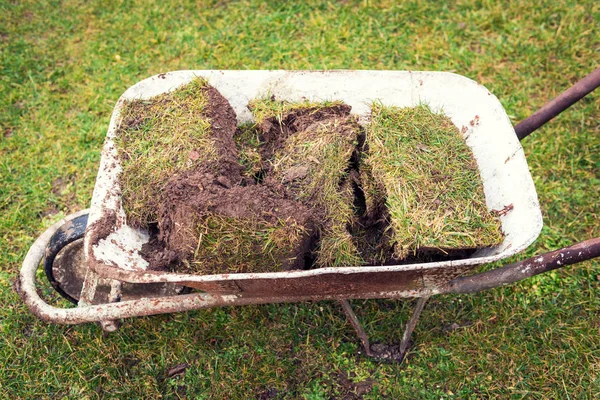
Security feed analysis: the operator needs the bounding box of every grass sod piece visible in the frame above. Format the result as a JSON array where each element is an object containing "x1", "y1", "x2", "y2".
[
  {"x1": 185, "y1": 215, "x2": 310, "y2": 274},
  {"x1": 364, "y1": 103, "x2": 503, "y2": 259},
  {"x1": 316, "y1": 179, "x2": 364, "y2": 267},
  {"x1": 114, "y1": 77, "x2": 215, "y2": 227},
  {"x1": 254, "y1": 99, "x2": 364, "y2": 268}
]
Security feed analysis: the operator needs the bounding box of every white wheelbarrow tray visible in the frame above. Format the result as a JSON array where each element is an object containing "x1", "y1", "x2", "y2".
[{"x1": 20, "y1": 70, "x2": 544, "y2": 325}]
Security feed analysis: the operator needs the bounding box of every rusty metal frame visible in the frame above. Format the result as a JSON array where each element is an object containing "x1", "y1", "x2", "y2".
[
  {"x1": 514, "y1": 66, "x2": 600, "y2": 140},
  {"x1": 16, "y1": 209, "x2": 600, "y2": 326},
  {"x1": 16, "y1": 211, "x2": 598, "y2": 363},
  {"x1": 438, "y1": 237, "x2": 600, "y2": 294}
]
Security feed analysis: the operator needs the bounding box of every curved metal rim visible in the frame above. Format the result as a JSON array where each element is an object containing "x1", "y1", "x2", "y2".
[{"x1": 16, "y1": 210, "x2": 423, "y2": 324}]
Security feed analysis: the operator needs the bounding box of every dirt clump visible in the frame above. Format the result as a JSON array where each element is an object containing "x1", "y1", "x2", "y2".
[
  {"x1": 114, "y1": 78, "x2": 243, "y2": 228},
  {"x1": 142, "y1": 169, "x2": 317, "y2": 274},
  {"x1": 120, "y1": 83, "x2": 325, "y2": 274}
]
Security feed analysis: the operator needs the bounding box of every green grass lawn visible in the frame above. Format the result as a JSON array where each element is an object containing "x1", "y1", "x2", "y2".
[{"x1": 1, "y1": 0, "x2": 598, "y2": 398}]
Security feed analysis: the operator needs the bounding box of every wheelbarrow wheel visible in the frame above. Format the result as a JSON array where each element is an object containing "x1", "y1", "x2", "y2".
[
  {"x1": 44, "y1": 212, "x2": 89, "y2": 304},
  {"x1": 43, "y1": 211, "x2": 191, "y2": 304}
]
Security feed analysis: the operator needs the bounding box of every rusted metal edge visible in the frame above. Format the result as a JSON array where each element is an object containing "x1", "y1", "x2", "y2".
[
  {"x1": 437, "y1": 237, "x2": 600, "y2": 294},
  {"x1": 92, "y1": 262, "x2": 427, "y2": 295},
  {"x1": 18, "y1": 211, "x2": 599, "y2": 325},
  {"x1": 91, "y1": 253, "x2": 500, "y2": 285},
  {"x1": 16, "y1": 214, "x2": 420, "y2": 324},
  {"x1": 514, "y1": 66, "x2": 600, "y2": 140},
  {"x1": 19, "y1": 256, "x2": 423, "y2": 324}
]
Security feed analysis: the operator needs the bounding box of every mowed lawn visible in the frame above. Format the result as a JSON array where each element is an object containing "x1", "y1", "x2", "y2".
[{"x1": 1, "y1": 1, "x2": 598, "y2": 398}]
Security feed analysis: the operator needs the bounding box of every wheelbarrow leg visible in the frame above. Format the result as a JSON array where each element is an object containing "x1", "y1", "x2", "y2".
[
  {"x1": 339, "y1": 299, "x2": 374, "y2": 357},
  {"x1": 397, "y1": 296, "x2": 429, "y2": 357},
  {"x1": 339, "y1": 296, "x2": 430, "y2": 362},
  {"x1": 101, "y1": 281, "x2": 123, "y2": 332}
]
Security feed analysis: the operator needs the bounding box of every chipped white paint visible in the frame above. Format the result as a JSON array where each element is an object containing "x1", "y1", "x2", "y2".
[
  {"x1": 87, "y1": 70, "x2": 543, "y2": 280},
  {"x1": 535, "y1": 257, "x2": 544, "y2": 263},
  {"x1": 94, "y1": 226, "x2": 150, "y2": 270}
]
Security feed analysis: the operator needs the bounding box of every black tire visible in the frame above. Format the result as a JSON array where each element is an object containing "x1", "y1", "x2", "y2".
[{"x1": 43, "y1": 212, "x2": 89, "y2": 304}]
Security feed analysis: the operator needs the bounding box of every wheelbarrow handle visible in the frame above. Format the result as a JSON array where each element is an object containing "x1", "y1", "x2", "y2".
[
  {"x1": 515, "y1": 66, "x2": 600, "y2": 140},
  {"x1": 438, "y1": 237, "x2": 600, "y2": 295}
]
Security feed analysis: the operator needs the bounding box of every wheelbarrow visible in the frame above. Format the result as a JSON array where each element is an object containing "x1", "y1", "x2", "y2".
[{"x1": 17, "y1": 68, "x2": 600, "y2": 362}]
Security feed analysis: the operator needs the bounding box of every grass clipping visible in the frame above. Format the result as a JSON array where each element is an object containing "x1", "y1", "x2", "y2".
[{"x1": 363, "y1": 103, "x2": 503, "y2": 259}]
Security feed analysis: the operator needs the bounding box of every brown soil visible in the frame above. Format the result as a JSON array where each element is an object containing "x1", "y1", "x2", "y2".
[
  {"x1": 142, "y1": 169, "x2": 317, "y2": 272},
  {"x1": 200, "y1": 86, "x2": 246, "y2": 179},
  {"x1": 87, "y1": 209, "x2": 118, "y2": 265}
]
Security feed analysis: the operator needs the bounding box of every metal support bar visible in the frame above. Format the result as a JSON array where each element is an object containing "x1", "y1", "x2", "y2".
[
  {"x1": 339, "y1": 300, "x2": 373, "y2": 356},
  {"x1": 339, "y1": 297, "x2": 429, "y2": 362},
  {"x1": 100, "y1": 281, "x2": 123, "y2": 332},
  {"x1": 438, "y1": 237, "x2": 600, "y2": 295},
  {"x1": 514, "y1": 66, "x2": 600, "y2": 140},
  {"x1": 398, "y1": 296, "x2": 429, "y2": 357}
]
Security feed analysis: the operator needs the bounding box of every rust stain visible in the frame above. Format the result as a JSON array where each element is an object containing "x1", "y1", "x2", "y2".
[
  {"x1": 492, "y1": 204, "x2": 514, "y2": 217},
  {"x1": 469, "y1": 115, "x2": 480, "y2": 127}
]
